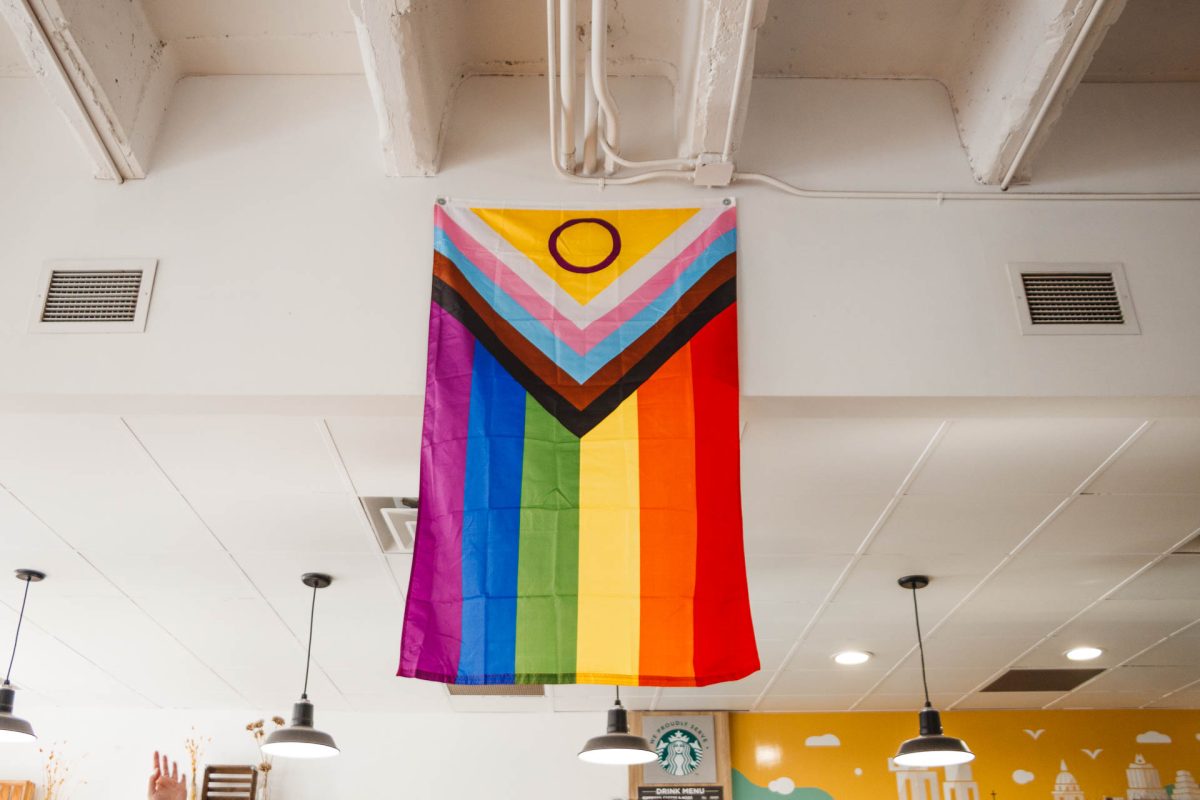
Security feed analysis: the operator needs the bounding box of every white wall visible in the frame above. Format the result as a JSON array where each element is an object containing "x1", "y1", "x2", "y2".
[
  {"x1": 0, "y1": 708, "x2": 625, "y2": 800},
  {"x1": 1, "y1": 74, "x2": 1199, "y2": 404}
]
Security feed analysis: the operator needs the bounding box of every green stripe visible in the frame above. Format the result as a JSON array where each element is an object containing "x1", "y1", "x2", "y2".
[{"x1": 515, "y1": 394, "x2": 580, "y2": 683}]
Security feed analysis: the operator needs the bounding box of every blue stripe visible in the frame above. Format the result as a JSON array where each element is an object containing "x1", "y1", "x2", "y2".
[
  {"x1": 434, "y1": 227, "x2": 736, "y2": 383},
  {"x1": 457, "y1": 342, "x2": 526, "y2": 683}
]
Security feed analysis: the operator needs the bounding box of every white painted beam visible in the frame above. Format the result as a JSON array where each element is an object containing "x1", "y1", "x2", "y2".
[
  {"x1": 947, "y1": 0, "x2": 1128, "y2": 186},
  {"x1": 350, "y1": 0, "x2": 465, "y2": 178},
  {"x1": 0, "y1": 0, "x2": 177, "y2": 181},
  {"x1": 678, "y1": 0, "x2": 769, "y2": 162}
]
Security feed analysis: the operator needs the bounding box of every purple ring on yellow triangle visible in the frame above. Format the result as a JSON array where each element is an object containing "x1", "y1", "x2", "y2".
[{"x1": 548, "y1": 218, "x2": 622, "y2": 274}]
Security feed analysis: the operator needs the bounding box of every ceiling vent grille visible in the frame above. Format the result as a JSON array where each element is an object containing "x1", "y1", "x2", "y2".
[
  {"x1": 446, "y1": 684, "x2": 545, "y2": 697},
  {"x1": 30, "y1": 259, "x2": 158, "y2": 333},
  {"x1": 360, "y1": 496, "x2": 418, "y2": 554},
  {"x1": 981, "y1": 668, "x2": 1104, "y2": 692},
  {"x1": 1008, "y1": 263, "x2": 1139, "y2": 335}
]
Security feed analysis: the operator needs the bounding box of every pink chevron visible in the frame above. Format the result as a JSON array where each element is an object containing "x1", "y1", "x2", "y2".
[{"x1": 435, "y1": 205, "x2": 736, "y2": 356}]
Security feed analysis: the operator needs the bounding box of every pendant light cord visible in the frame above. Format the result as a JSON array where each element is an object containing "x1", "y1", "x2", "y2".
[
  {"x1": 614, "y1": 685, "x2": 621, "y2": 706},
  {"x1": 4, "y1": 576, "x2": 32, "y2": 685},
  {"x1": 301, "y1": 581, "x2": 317, "y2": 700},
  {"x1": 910, "y1": 585, "x2": 932, "y2": 707}
]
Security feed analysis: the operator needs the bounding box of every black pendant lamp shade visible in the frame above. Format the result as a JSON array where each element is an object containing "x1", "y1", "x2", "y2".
[
  {"x1": 578, "y1": 687, "x2": 657, "y2": 765},
  {"x1": 892, "y1": 575, "x2": 975, "y2": 769},
  {"x1": 1, "y1": 570, "x2": 45, "y2": 744},
  {"x1": 262, "y1": 573, "x2": 339, "y2": 759}
]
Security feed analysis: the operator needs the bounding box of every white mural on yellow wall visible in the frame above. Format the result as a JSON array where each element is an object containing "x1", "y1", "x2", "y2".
[{"x1": 729, "y1": 711, "x2": 1200, "y2": 800}]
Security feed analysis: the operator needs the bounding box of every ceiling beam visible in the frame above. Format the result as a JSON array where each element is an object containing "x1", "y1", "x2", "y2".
[
  {"x1": 0, "y1": 0, "x2": 177, "y2": 181},
  {"x1": 947, "y1": 0, "x2": 1128, "y2": 186},
  {"x1": 350, "y1": 0, "x2": 465, "y2": 177},
  {"x1": 678, "y1": 0, "x2": 770, "y2": 164}
]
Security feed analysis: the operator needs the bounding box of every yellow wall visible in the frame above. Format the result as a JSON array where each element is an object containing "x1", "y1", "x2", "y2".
[{"x1": 731, "y1": 710, "x2": 1200, "y2": 799}]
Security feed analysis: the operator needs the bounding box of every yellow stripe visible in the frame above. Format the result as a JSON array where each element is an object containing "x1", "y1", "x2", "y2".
[{"x1": 576, "y1": 392, "x2": 641, "y2": 683}]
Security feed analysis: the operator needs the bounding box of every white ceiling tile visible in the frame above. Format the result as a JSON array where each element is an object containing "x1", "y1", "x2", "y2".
[
  {"x1": 868, "y1": 668, "x2": 1002, "y2": 695},
  {"x1": 746, "y1": 554, "x2": 851, "y2": 605},
  {"x1": 824, "y1": 552, "x2": 999, "y2": 626},
  {"x1": 741, "y1": 418, "x2": 944, "y2": 496},
  {"x1": 782, "y1": 634, "x2": 913, "y2": 671},
  {"x1": 1131, "y1": 633, "x2": 1200, "y2": 667},
  {"x1": 189, "y1": 491, "x2": 375, "y2": 553},
  {"x1": 325, "y1": 416, "x2": 421, "y2": 496},
  {"x1": 0, "y1": 548, "x2": 122, "y2": 600},
  {"x1": 750, "y1": 601, "x2": 816, "y2": 641},
  {"x1": 222, "y1": 666, "x2": 348, "y2": 712},
  {"x1": 653, "y1": 694, "x2": 757, "y2": 711},
  {"x1": 80, "y1": 549, "x2": 259, "y2": 599},
  {"x1": 904, "y1": 635, "x2": 1040, "y2": 672},
  {"x1": 125, "y1": 416, "x2": 347, "y2": 496},
  {"x1": 744, "y1": 493, "x2": 891, "y2": 556},
  {"x1": 1089, "y1": 419, "x2": 1200, "y2": 494},
  {"x1": 385, "y1": 554, "x2": 413, "y2": 596},
  {"x1": 1078, "y1": 665, "x2": 1200, "y2": 693},
  {"x1": 953, "y1": 691, "x2": 1063, "y2": 710},
  {"x1": 0, "y1": 490, "x2": 72, "y2": 554},
  {"x1": 1115, "y1": 555, "x2": 1200, "y2": 601},
  {"x1": 771, "y1": 668, "x2": 889, "y2": 695},
  {"x1": 756, "y1": 639, "x2": 797, "y2": 671},
  {"x1": 870, "y1": 494, "x2": 1063, "y2": 556},
  {"x1": 344, "y1": 683, "x2": 452, "y2": 714},
  {"x1": 853, "y1": 693, "x2": 958, "y2": 711},
  {"x1": 1145, "y1": 690, "x2": 1200, "y2": 709},
  {"x1": 754, "y1": 694, "x2": 860, "y2": 712},
  {"x1": 1057, "y1": 690, "x2": 1165, "y2": 709},
  {"x1": 0, "y1": 416, "x2": 219, "y2": 553},
  {"x1": 447, "y1": 694, "x2": 553, "y2": 713},
  {"x1": 1022, "y1": 494, "x2": 1200, "y2": 556},
  {"x1": 1017, "y1": 618, "x2": 1182, "y2": 668},
  {"x1": 131, "y1": 595, "x2": 303, "y2": 672},
  {"x1": 908, "y1": 418, "x2": 1143, "y2": 495}
]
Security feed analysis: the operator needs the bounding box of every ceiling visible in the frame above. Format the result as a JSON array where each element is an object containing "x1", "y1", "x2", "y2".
[
  {"x1": 4, "y1": 0, "x2": 1199, "y2": 82},
  {"x1": 2, "y1": 407, "x2": 1197, "y2": 714}
]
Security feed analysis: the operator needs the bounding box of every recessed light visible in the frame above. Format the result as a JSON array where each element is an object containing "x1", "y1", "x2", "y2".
[
  {"x1": 1066, "y1": 646, "x2": 1103, "y2": 662},
  {"x1": 833, "y1": 650, "x2": 873, "y2": 666}
]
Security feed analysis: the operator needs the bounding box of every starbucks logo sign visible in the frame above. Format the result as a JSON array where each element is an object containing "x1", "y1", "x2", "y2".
[{"x1": 653, "y1": 726, "x2": 705, "y2": 777}]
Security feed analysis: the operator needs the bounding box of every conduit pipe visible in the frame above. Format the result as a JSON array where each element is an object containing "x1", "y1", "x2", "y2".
[
  {"x1": 590, "y1": 0, "x2": 620, "y2": 173},
  {"x1": 547, "y1": 0, "x2": 1200, "y2": 200},
  {"x1": 559, "y1": 0, "x2": 576, "y2": 171},
  {"x1": 1000, "y1": 0, "x2": 1111, "y2": 190},
  {"x1": 582, "y1": 46, "x2": 600, "y2": 175}
]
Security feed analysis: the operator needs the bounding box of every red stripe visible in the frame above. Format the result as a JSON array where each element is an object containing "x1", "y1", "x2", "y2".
[
  {"x1": 637, "y1": 345, "x2": 698, "y2": 685},
  {"x1": 690, "y1": 303, "x2": 759, "y2": 685}
]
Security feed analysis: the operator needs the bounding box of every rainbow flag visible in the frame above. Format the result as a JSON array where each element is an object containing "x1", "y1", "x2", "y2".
[{"x1": 398, "y1": 201, "x2": 758, "y2": 687}]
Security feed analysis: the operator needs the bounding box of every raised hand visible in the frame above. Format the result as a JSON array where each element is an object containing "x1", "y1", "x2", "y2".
[{"x1": 148, "y1": 751, "x2": 187, "y2": 800}]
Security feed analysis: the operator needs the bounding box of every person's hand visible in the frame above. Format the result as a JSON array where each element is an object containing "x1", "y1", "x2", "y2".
[{"x1": 148, "y1": 751, "x2": 187, "y2": 800}]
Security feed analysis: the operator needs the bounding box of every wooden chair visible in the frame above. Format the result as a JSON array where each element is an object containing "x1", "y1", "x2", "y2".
[
  {"x1": 0, "y1": 782, "x2": 35, "y2": 800},
  {"x1": 201, "y1": 765, "x2": 258, "y2": 800}
]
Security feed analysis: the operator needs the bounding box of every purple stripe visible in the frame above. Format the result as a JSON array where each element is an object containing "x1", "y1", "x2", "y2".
[{"x1": 399, "y1": 303, "x2": 475, "y2": 681}]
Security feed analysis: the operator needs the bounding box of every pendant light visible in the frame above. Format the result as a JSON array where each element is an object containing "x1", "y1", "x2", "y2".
[
  {"x1": 893, "y1": 575, "x2": 975, "y2": 768},
  {"x1": 578, "y1": 686, "x2": 657, "y2": 765},
  {"x1": 1, "y1": 570, "x2": 45, "y2": 744},
  {"x1": 262, "y1": 573, "x2": 339, "y2": 759}
]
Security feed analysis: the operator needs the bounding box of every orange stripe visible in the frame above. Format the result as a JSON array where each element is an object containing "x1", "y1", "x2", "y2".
[{"x1": 637, "y1": 345, "x2": 698, "y2": 684}]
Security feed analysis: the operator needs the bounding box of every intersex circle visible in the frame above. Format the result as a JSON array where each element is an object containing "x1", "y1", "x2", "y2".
[{"x1": 547, "y1": 218, "x2": 622, "y2": 274}]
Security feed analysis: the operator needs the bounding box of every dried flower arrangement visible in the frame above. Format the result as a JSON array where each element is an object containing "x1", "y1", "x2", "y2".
[
  {"x1": 38, "y1": 743, "x2": 84, "y2": 800},
  {"x1": 245, "y1": 716, "x2": 286, "y2": 800},
  {"x1": 184, "y1": 729, "x2": 211, "y2": 800}
]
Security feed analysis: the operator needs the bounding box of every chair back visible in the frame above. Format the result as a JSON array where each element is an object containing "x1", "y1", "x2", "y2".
[{"x1": 201, "y1": 765, "x2": 258, "y2": 800}]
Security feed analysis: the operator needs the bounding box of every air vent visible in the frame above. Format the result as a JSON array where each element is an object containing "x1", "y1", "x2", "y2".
[
  {"x1": 360, "y1": 496, "x2": 418, "y2": 554},
  {"x1": 446, "y1": 684, "x2": 545, "y2": 697},
  {"x1": 1008, "y1": 263, "x2": 1139, "y2": 335},
  {"x1": 982, "y1": 668, "x2": 1104, "y2": 692},
  {"x1": 29, "y1": 259, "x2": 158, "y2": 333}
]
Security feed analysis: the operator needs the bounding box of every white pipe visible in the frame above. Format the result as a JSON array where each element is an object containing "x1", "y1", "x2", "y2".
[
  {"x1": 1001, "y1": 0, "x2": 1110, "y2": 191},
  {"x1": 734, "y1": 171, "x2": 1200, "y2": 202},
  {"x1": 547, "y1": 0, "x2": 692, "y2": 187},
  {"x1": 559, "y1": 0, "x2": 576, "y2": 171},
  {"x1": 722, "y1": 0, "x2": 758, "y2": 163},
  {"x1": 590, "y1": 0, "x2": 621, "y2": 172},
  {"x1": 581, "y1": 40, "x2": 599, "y2": 175}
]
